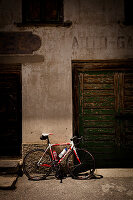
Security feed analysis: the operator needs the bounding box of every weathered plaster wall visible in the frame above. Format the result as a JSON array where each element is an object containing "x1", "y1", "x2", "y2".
[{"x1": 0, "y1": 0, "x2": 133, "y2": 145}]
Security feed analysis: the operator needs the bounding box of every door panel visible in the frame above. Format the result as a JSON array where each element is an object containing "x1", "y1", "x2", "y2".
[
  {"x1": 79, "y1": 71, "x2": 117, "y2": 167},
  {"x1": 0, "y1": 65, "x2": 22, "y2": 157},
  {"x1": 73, "y1": 67, "x2": 133, "y2": 168}
]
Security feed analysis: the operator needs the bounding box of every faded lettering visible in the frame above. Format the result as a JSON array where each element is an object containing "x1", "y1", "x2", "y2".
[
  {"x1": 72, "y1": 35, "x2": 133, "y2": 50},
  {"x1": 127, "y1": 36, "x2": 133, "y2": 48},
  {"x1": 72, "y1": 36, "x2": 79, "y2": 49},
  {"x1": 117, "y1": 36, "x2": 125, "y2": 48}
]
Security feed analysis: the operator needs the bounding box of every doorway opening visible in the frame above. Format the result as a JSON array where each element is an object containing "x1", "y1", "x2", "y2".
[{"x1": 0, "y1": 64, "x2": 22, "y2": 157}]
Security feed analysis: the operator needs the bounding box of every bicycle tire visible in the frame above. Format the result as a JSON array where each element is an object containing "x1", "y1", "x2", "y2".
[
  {"x1": 23, "y1": 149, "x2": 52, "y2": 181},
  {"x1": 67, "y1": 148, "x2": 95, "y2": 180}
]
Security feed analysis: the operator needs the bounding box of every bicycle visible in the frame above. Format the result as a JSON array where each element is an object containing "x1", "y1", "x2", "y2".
[{"x1": 23, "y1": 133, "x2": 95, "y2": 182}]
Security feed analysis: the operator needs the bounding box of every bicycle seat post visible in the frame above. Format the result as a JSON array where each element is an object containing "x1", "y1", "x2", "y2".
[{"x1": 47, "y1": 136, "x2": 50, "y2": 145}]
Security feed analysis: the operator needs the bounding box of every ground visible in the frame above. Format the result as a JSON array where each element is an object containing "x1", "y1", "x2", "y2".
[{"x1": 0, "y1": 175, "x2": 133, "y2": 200}]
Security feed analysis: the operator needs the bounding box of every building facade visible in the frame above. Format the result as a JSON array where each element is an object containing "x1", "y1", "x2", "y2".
[{"x1": 0, "y1": 0, "x2": 133, "y2": 167}]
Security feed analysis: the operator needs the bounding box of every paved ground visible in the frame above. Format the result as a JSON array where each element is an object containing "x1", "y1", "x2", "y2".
[{"x1": 0, "y1": 175, "x2": 133, "y2": 200}]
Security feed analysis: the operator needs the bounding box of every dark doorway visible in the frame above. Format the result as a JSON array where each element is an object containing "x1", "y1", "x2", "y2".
[
  {"x1": 72, "y1": 60, "x2": 133, "y2": 168},
  {"x1": 0, "y1": 65, "x2": 22, "y2": 157}
]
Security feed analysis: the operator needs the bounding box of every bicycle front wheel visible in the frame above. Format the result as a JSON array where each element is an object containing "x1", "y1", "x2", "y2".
[
  {"x1": 67, "y1": 148, "x2": 95, "y2": 180},
  {"x1": 23, "y1": 149, "x2": 52, "y2": 181}
]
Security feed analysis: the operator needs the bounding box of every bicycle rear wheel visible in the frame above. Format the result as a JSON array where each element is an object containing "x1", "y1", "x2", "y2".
[
  {"x1": 23, "y1": 149, "x2": 52, "y2": 181},
  {"x1": 67, "y1": 148, "x2": 95, "y2": 180}
]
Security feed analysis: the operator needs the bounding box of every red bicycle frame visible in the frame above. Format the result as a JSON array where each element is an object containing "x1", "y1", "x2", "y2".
[{"x1": 39, "y1": 140, "x2": 81, "y2": 167}]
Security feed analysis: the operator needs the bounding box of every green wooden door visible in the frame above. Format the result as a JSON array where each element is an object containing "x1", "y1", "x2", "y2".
[{"x1": 78, "y1": 71, "x2": 133, "y2": 168}]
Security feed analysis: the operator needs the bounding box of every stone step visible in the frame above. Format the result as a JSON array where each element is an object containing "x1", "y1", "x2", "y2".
[
  {"x1": 0, "y1": 175, "x2": 18, "y2": 190},
  {"x1": 0, "y1": 159, "x2": 22, "y2": 175},
  {"x1": 0, "y1": 159, "x2": 23, "y2": 189}
]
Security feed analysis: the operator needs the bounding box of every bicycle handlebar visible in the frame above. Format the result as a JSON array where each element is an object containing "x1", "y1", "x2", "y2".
[
  {"x1": 40, "y1": 134, "x2": 83, "y2": 144},
  {"x1": 70, "y1": 136, "x2": 83, "y2": 144}
]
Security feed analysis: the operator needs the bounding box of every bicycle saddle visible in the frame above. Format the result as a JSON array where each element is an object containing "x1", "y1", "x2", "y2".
[{"x1": 40, "y1": 133, "x2": 53, "y2": 140}]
